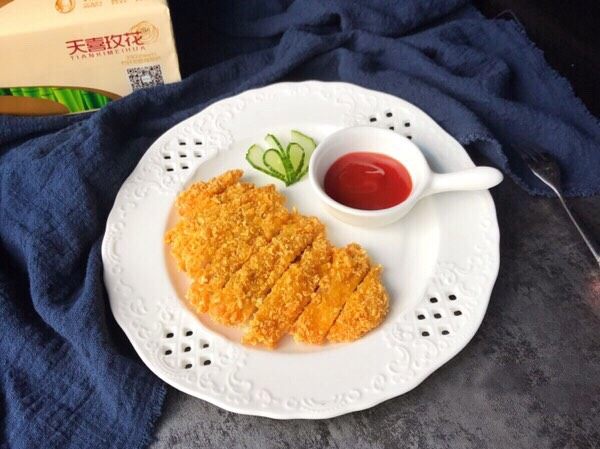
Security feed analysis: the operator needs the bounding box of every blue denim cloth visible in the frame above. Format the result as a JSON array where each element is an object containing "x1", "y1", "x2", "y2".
[{"x1": 1, "y1": 2, "x2": 598, "y2": 448}]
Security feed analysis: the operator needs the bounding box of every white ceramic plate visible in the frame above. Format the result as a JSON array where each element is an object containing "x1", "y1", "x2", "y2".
[{"x1": 102, "y1": 81, "x2": 500, "y2": 419}]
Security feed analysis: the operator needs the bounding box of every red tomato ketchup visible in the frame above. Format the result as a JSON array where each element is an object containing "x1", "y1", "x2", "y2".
[{"x1": 324, "y1": 152, "x2": 412, "y2": 210}]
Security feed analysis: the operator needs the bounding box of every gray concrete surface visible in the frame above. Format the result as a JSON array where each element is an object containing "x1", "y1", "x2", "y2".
[{"x1": 149, "y1": 178, "x2": 600, "y2": 449}]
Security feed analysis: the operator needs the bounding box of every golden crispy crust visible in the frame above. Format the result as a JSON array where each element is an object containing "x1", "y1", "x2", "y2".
[
  {"x1": 185, "y1": 235, "x2": 270, "y2": 314},
  {"x1": 186, "y1": 279, "x2": 210, "y2": 315},
  {"x1": 164, "y1": 169, "x2": 389, "y2": 347},
  {"x1": 327, "y1": 265, "x2": 388, "y2": 342},
  {"x1": 209, "y1": 215, "x2": 324, "y2": 326},
  {"x1": 184, "y1": 185, "x2": 290, "y2": 313},
  {"x1": 291, "y1": 244, "x2": 370, "y2": 344},
  {"x1": 242, "y1": 234, "x2": 332, "y2": 348},
  {"x1": 165, "y1": 182, "x2": 256, "y2": 275},
  {"x1": 175, "y1": 169, "x2": 243, "y2": 217}
]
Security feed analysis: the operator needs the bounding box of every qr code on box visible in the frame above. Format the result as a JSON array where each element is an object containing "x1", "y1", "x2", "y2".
[{"x1": 127, "y1": 65, "x2": 164, "y2": 91}]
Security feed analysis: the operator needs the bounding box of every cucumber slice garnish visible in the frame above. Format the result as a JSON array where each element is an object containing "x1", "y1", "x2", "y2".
[
  {"x1": 245, "y1": 144, "x2": 286, "y2": 182},
  {"x1": 245, "y1": 131, "x2": 317, "y2": 186},
  {"x1": 246, "y1": 144, "x2": 267, "y2": 169},
  {"x1": 287, "y1": 142, "x2": 305, "y2": 180},
  {"x1": 263, "y1": 149, "x2": 287, "y2": 179},
  {"x1": 290, "y1": 130, "x2": 316, "y2": 151},
  {"x1": 291, "y1": 130, "x2": 317, "y2": 178},
  {"x1": 265, "y1": 133, "x2": 294, "y2": 180},
  {"x1": 265, "y1": 134, "x2": 285, "y2": 155}
]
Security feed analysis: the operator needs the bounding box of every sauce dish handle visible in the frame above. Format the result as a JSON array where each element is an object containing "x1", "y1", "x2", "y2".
[{"x1": 424, "y1": 167, "x2": 503, "y2": 197}]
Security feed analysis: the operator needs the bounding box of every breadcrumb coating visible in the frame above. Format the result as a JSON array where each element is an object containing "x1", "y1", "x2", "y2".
[
  {"x1": 291, "y1": 244, "x2": 370, "y2": 344},
  {"x1": 242, "y1": 234, "x2": 332, "y2": 348},
  {"x1": 164, "y1": 169, "x2": 389, "y2": 347},
  {"x1": 327, "y1": 265, "x2": 388, "y2": 342},
  {"x1": 165, "y1": 182, "x2": 256, "y2": 275},
  {"x1": 175, "y1": 169, "x2": 243, "y2": 217},
  {"x1": 209, "y1": 215, "x2": 323, "y2": 326},
  {"x1": 184, "y1": 184, "x2": 290, "y2": 312}
]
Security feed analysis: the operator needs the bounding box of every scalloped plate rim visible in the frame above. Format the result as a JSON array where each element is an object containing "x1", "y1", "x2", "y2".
[{"x1": 102, "y1": 80, "x2": 500, "y2": 419}]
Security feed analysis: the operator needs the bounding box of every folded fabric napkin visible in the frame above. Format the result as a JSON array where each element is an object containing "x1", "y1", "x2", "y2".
[{"x1": 1, "y1": 1, "x2": 598, "y2": 448}]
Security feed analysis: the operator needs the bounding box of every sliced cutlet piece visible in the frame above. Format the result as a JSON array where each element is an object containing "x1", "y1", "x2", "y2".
[
  {"x1": 190, "y1": 183, "x2": 286, "y2": 278},
  {"x1": 327, "y1": 265, "x2": 389, "y2": 342},
  {"x1": 291, "y1": 244, "x2": 370, "y2": 344},
  {"x1": 175, "y1": 169, "x2": 243, "y2": 217},
  {"x1": 185, "y1": 185, "x2": 290, "y2": 313},
  {"x1": 165, "y1": 169, "x2": 247, "y2": 273},
  {"x1": 165, "y1": 181, "x2": 256, "y2": 275},
  {"x1": 166, "y1": 182, "x2": 254, "y2": 270},
  {"x1": 209, "y1": 215, "x2": 324, "y2": 326},
  {"x1": 242, "y1": 234, "x2": 332, "y2": 348}
]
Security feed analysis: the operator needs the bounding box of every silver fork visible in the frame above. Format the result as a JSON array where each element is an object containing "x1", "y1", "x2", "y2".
[{"x1": 521, "y1": 147, "x2": 600, "y2": 267}]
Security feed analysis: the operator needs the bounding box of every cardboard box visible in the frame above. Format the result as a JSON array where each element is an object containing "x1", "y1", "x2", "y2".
[{"x1": 0, "y1": 0, "x2": 181, "y2": 115}]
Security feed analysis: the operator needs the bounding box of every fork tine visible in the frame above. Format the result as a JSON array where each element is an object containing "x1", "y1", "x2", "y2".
[
  {"x1": 531, "y1": 147, "x2": 556, "y2": 166},
  {"x1": 527, "y1": 142, "x2": 553, "y2": 159},
  {"x1": 521, "y1": 143, "x2": 538, "y2": 158},
  {"x1": 511, "y1": 143, "x2": 539, "y2": 163}
]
